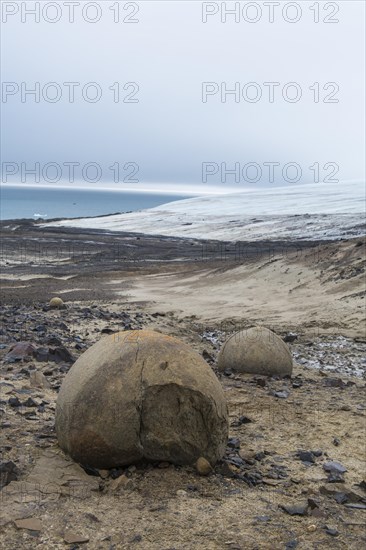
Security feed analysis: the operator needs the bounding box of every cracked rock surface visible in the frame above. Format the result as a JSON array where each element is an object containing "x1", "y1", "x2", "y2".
[{"x1": 55, "y1": 330, "x2": 229, "y2": 468}]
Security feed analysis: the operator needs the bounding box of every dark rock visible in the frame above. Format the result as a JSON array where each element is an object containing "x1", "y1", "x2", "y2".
[
  {"x1": 46, "y1": 335, "x2": 62, "y2": 346},
  {"x1": 19, "y1": 367, "x2": 30, "y2": 375},
  {"x1": 254, "y1": 451, "x2": 267, "y2": 461},
  {"x1": 273, "y1": 390, "x2": 289, "y2": 399},
  {"x1": 320, "y1": 485, "x2": 347, "y2": 502},
  {"x1": 323, "y1": 378, "x2": 345, "y2": 388},
  {"x1": 13, "y1": 388, "x2": 32, "y2": 395},
  {"x1": 238, "y1": 415, "x2": 252, "y2": 424},
  {"x1": 327, "y1": 472, "x2": 345, "y2": 483},
  {"x1": 311, "y1": 450, "x2": 323, "y2": 457},
  {"x1": 5, "y1": 342, "x2": 36, "y2": 362},
  {"x1": 23, "y1": 412, "x2": 37, "y2": 420},
  {"x1": 281, "y1": 501, "x2": 309, "y2": 516},
  {"x1": 81, "y1": 464, "x2": 100, "y2": 477},
  {"x1": 74, "y1": 343, "x2": 85, "y2": 350},
  {"x1": 283, "y1": 333, "x2": 298, "y2": 343},
  {"x1": 333, "y1": 492, "x2": 348, "y2": 504},
  {"x1": 33, "y1": 324, "x2": 47, "y2": 332},
  {"x1": 43, "y1": 368, "x2": 54, "y2": 376},
  {"x1": 297, "y1": 450, "x2": 315, "y2": 464},
  {"x1": 307, "y1": 497, "x2": 319, "y2": 509},
  {"x1": 325, "y1": 527, "x2": 339, "y2": 537},
  {"x1": 333, "y1": 437, "x2": 340, "y2": 446},
  {"x1": 59, "y1": 364, "x2": 70, "y2": 373},
  {"x1": 0, "y1": 461, "x2": 20, "y2": 488},
  {"x1": 217, "y1": 462, "x2": 237, "y2": 478},
  {"x1": 255, "y1": 516, "x2": 271, "y2": 522},
  {"x1": 334, "y1": 492, "x2": 348, "y2": 504},
  {"x1": 110, "y1": 469, "x2": 124, "y2": 479},
  {"x1": 226, "y1": 456, "x2": 244, "y2": 467},
  {"x1": 320, "y1": 484, "x2": 365, "y2": 505},
  {"x1": 358, "y1": 480, "x2": 366, "y2": 492},
  {"x1": 240, "y1": 472, "x2": 262, "y2": 486},
  {"x1": 49, "y1": 346, "x2": 75, "y2": 364},
  {"x1": 266, "y1": 465, "x2": 288, "y2": 480},
  {"x1": 101, "y1": 327, "x2": 116, "y2": 335},
  {"x1": 344, "y1": 502, "x2": 366, "y2": 509},
  {"x1": 33, "y1": 347, "x2": 49, "y2": 362},
  {"x1": 227, "y1": 437, "x2": 240, "y2": 450},
  {"x1": 8, "y1": 397, "x2": 21, "y2": 407},
  {"x1": 202, "y1": 350, "x2": 214, "y2": 363},
  {"x1": 231, "y1": 415, "x2": 252, "y2": 427},
  {"x1": 285, "y1": 541, "x2": 298, "y2": 549},
  {"x1": 23, "y1": 397, "x2": 38, "y2": 407},
  {"x1": 323, "y1": 461, "x2": 347, "y2": 474}
]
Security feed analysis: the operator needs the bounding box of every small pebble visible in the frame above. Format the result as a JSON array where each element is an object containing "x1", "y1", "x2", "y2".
[
  {"x1": 325, "y1": 527, "x2": 339, "y2": 537},
  {"x1": 195, "y1": 457, "x2": 212, "y2": 476}
]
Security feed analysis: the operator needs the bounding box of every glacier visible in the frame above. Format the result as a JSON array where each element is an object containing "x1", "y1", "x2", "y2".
[{"x1": 45, "y1": 181, "x2": 365, "y2": 241}]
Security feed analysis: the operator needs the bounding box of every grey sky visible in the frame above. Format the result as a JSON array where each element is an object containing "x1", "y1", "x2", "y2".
[{"x1": 1, "y1": 1, "x2": 365, "y2": 193}]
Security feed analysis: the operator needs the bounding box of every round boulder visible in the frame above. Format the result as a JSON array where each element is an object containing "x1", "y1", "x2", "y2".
[
  {"x1": 217, "y1": 326, "x2": 293, "y2": 376},
  {"x1": 56, "y1": 330, "x2": 228, "y2": 468},
  {"x1": 49, "y1": 297, "x2": 64, "y2": 309}
]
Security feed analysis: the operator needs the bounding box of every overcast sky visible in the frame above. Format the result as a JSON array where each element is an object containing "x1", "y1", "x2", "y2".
[{"x1": 1, "y1": 1, "x2": 365, "y2": 194}]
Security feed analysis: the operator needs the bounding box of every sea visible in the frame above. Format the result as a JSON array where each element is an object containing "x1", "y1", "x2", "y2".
[{"x1": 0, "y1": 185, "x2": 191, "y2": 221}]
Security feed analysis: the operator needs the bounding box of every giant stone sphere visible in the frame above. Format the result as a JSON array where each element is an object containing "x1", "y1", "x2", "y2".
[
  {"x1": 56, "y1": 330, "x2": 228, "y2": 468},
  {"x1": 217, "y1": 326, "x2": 293, "y2": 376}
]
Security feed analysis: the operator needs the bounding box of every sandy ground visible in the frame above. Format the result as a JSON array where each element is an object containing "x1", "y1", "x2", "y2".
[
  {"x1": 116, "y1": 239, "x2": 365, "y2": 337},
  {"x1": 0, "y1": 221, "x2": 365, "y2": 549},
  {"x1": 1, "y1": 221, "x2": 365, "y2": 337}
]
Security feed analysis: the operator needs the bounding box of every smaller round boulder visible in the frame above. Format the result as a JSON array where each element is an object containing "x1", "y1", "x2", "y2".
[
  {"x1": 217, "y1": 326, "x2": 293, "y2": 377},
  {"x1": 49, "y1": 297, "x2": 64, "y2": 309}
]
